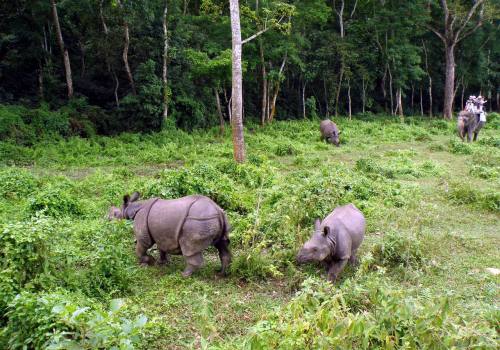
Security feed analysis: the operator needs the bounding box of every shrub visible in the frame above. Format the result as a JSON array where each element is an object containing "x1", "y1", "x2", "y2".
[
  {"x1": 0, "y1": 167, "x2": 38, "y2": 199},
  {"x1": 371, "y1": 231, "x2": 425, "y2": 268},
  {"x1": 28, "y1": 183, "x2": 83, "y2": 217},
  {"x1": 0, "y1": 291, "x2": 147, "y2": 350},
  {"x1": 448, "y1": 139, "x2": 472, "y2": 154},
  {"x1": 141, "y1": 163, "x2": 253, "y2": 213},
  {"x1": 229, "y1": 249, "x2": 283, "y2": 280},
  {"x1": 469, "y1": 165, "x2": 498, "y2": 179},
  {"x1": 446, "y1": 181, "x2": 500, "y2": 211},
  {"x1": 0, "y1": 217, "x2": 58, "y2": 316},
  {"x1": 234, "y1": 275, "x2": 497, "y2": 349},
  {"x1": 274, "y1": 142, "x2": 298, "y2": 156}
]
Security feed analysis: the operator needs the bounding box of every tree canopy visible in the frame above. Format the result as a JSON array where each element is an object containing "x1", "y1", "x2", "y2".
[{"x1": 0, "y1": 0, "x2": 498, "y2": 134}]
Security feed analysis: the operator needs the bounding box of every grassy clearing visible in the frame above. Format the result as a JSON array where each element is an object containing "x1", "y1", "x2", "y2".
[{"x1": 0, "y1": 114, "x2": 499, "y2": 349}]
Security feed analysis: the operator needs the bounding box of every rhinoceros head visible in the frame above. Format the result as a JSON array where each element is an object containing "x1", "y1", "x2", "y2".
[
  {"x1": 107, "y1": 192, "x2": 140, "y2": 220},
  {"x1": 296, "y1": 219, "x2": 335, "y2": 263}
]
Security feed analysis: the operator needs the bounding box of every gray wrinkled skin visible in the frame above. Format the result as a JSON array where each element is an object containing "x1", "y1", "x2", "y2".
[
  {"x1": 297, "y1": 204, "x2": 365, "y2": 282},
  {"x1": 109, "y1": 192, "x2": 231, "y2": 277},
  {"x1": 320, "y1": 119, "x2": 340, "y2": 146},
  {"x1": 457, "y1": 111, "x2": 485, "y2": 142}
]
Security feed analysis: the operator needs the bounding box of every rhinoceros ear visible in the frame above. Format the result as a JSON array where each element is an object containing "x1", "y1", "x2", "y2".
[
  {"x1": 130, "y1": 192, "x2": 140, "y2": 202},
  {"x1": 323, "y1": 226, "x2": 331, "y2": 237},
  {"x1": 314, "y1": 219, "x2": 321, "y2": 230},
  {"x1": 123, "y1": 194, "x2": 130, "y2": 206}
]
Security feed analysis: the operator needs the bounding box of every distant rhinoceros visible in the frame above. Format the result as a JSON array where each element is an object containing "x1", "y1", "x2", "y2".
[
  {"x1": 297, "y1": 204, "x2": 365, "y2": 282},
  {"x1": 109, "y1": 192, "x2": 231, "y2": 277},
  {"x1": 320, "y1": 119, "x2": 340, "y2": 146}
]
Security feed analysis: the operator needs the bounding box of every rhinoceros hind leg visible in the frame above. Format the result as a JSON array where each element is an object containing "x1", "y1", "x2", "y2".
[
  {"x1": 136, "y1": 242, "x2": 155, "y2": 266},
  {"x1": 158, "y1": 250, "x2": 169, "y2": 265},
  {"x1": 215, "y1": 239, "x2": 231, "y2": 276},
  {"x1": 182, "y1": 253, "x2": 204, "y2": 277}
]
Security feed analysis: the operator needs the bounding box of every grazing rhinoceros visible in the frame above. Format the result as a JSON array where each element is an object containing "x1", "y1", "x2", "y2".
[
  {"x1": 320, "y1": 119, "x2": 340, "y2": 146},
  {"x1": 296, "y1": 203, "x2": 365, "y2": 282},
  {"x1": 108, "y1": 192, "x2": 231, "y2": 277}
]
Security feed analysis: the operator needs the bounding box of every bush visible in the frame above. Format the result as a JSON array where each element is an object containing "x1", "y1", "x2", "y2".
[
  {"x1": 229, "y1": 249, "x2": 283, "y2": 280},
  {"x1": 28, "y1": 183, "x2": 83, "y2": 217},
  {"x1": 371, "y1": 231, "x2": 425, "y2": 268},
  {"x1": 141, "y1": 163, "x2": 253, "y2": 214},
  {"x1": 0, "y1": 217, "x2": 58, "y2": 316},
  {"x1": 0, "y1": 291, "x2": 146, "y2": 350},
  {"x1": 469, "y1": 165, "x2": 498, "y2": 179},
  {"x1": 234, "y1": 275, "x2": 497, "y2": 349},
  {"x1": 448, "y1": 139, "x2": 472, "y2": 155},
  {"x1": 274, "y1": 142, "x2": 298, "y2": 156},
  {"x1": 446, "y1": 181, "x2": 500, "y2": 212},
  {"x1": 0, "y1": 167, "x2": 38, "y2": 199}
]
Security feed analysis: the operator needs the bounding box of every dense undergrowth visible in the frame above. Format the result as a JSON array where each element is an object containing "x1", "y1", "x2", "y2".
[{"x1": 0, "y1": 113, "x2": 498, "y2": 349}]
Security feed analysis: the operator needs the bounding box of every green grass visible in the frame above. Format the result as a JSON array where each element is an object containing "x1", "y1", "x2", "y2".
[{"x1": 0, "y1": 115, "x2": 499, "y2": 349}]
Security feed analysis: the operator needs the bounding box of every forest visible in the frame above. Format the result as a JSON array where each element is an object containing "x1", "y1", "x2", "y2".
[
  {"x1": 0, "y1": 1, "x2": 499, "y2": 349},
  {"x1": 1, "y1": 0, "x2": 499, "y2": 139}
]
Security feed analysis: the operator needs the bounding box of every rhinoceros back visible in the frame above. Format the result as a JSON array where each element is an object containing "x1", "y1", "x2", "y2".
[
  {"x1": 136, "y1": 195, "x2": 225, "y2": 256},
  {"x1": 321, "y1": 204, "x2": 365, "y2": 260}
]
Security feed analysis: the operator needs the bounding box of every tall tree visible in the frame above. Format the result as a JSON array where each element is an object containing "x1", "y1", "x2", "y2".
[
  {"x1": 230, "y1": 0, "x2": 246, "y2": 163},
  {"x1": 116, "y1": 0, "x2": 136, "y2": 95},
  {"x1": 429, "y1": 0, "x2": 485, "y2": 119},
  {"x1": 162, "y1": 0, "x2": 169, "y2": 119},
  {"x1": 50, "y1": 0, "x2": 73, "y2": 98}
]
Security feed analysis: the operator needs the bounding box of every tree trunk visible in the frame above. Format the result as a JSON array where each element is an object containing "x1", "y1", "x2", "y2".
[
  {"x1": 117, "y1": 0, "x2": 136, "y2": 95},
  {"x1": 50, "y1": 0, "x2": 73, "y2": 98},
  {"x1": 443, "y1": 44, "x2": 455, "y2": 119},
  {"x1": 335, "y1": 65, "x2": 343, "y2": 117},
  {"x1": 229, "y1": 0, "x2": 245, "y2": 163},
  {"x1": 461, "y1": 80, "x2": 466, "y2": 110},
  {"x1": 38, "y1": 63, "x2": 44, "y2": 100},
  {"x1": 361, "y1": 76, "x2": 366, "y2": 114},
  {"x1": 259, "y1": 39, "x2": 267, "y2": 126},
  {"x1": 99, "y1": 0, "x2": 120, "y2": 107},
  {"x1": 302, "y1": 82, "x2": 306, "y2": 119},
  {"x1": 162, "y1": 0, "x2": 169, "y2": 120},
  {"x1": 410, "y1": 83, "x2": 414, "y2": 112},
  {"x1": 323, "y1": 79, "x2": 329, "y2": 117},
  {"x1": 420, "y1": 85, "x2": 424, "y2": 116},
  {"x1": 396, "y1": 87, "x2": 403, "y2": 117},
  {"x1": 428, "y1": 76, "x2": 433, "y2": 118},
  {"x1": 388, "y1": 64, "x2": 394, "y2": 115},
  {"x1": 269, "y1": 53, "x2": 287, "y2": 122},
  {"x1": 347, "y1": 79, "x2": 352, "y2": 120},
  {"x1": 215, "y1": 89, "x2": 224, "y2": 135},
  {"x1": 79, "y1": 40, "x2": 86, "y2": 78}
]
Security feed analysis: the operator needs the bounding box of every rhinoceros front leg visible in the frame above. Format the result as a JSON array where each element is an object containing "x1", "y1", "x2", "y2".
[
  {"x1": 327, "y1": 259, "x2": 348, "y2": 283},
  {"x1": 182, "y1": 253, "x2": 204, "y2": 277},
  {"x1": 215, "y1": 239, "x2": 231, "y2": 276},
  {"x1": 136, "y1": 242, "x2": 155, "y2": 266}
]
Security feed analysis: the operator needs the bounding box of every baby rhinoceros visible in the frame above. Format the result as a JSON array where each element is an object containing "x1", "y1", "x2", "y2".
[
  {"x1": 320, "y1": 119, "x2": 340, "y2": 146},
  {"x1": 108, "y1": 192, "x2": 231, "y2": 277},
  {"x1": 297, "y1": 204, "x2": 365, "y2": 282}
]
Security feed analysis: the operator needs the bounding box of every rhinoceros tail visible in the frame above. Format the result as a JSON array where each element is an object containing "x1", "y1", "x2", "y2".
[{"x1": 216, "y1": 209, "x2": 231, "y2": 244}]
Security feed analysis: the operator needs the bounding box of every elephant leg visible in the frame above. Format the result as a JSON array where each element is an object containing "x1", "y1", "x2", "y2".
[
  {"x1": 327, "y1": 259, "x2": 348, "y2": 283},
  {"x1": 467, "y1": 128, "x2": 473, "y2": 142},
  {"x1": 182, "y1": 253, "x2": 204, "y2": 277},
  {"x1": 136, "y1": 241, "x2": 155, "y2": 266},
  {"x1": 473, "y1": 132, "x2": 479, "y2": 141},
  {"x1": 158, "y1": 250, "x2": 169, "y2": 265},
  {"x1": 214, "y1": 239, "x2": 232, "y2": 276}
]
